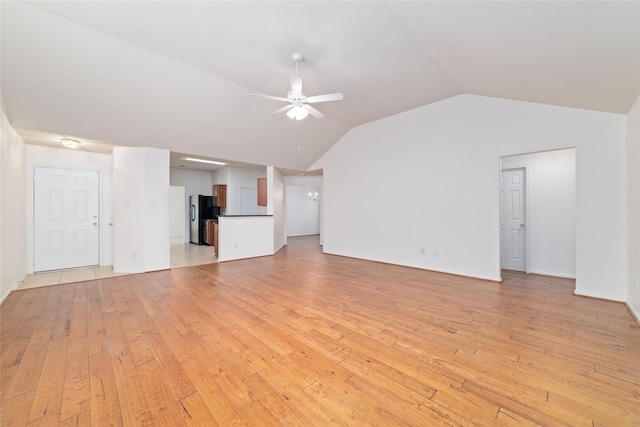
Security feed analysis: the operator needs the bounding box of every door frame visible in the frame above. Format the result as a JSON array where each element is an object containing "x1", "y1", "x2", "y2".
[
  {"x1": 28, "y1": 164, "x2": 104, "y2": 274},
  {"x1": 499, "y1": 164, "x2": 530, "y2": 277}
]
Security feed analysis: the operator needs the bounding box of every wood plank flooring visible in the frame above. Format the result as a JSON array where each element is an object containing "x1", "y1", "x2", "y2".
[{"x1": 1, "y1": 235, "x2": 639, "y2": 425}]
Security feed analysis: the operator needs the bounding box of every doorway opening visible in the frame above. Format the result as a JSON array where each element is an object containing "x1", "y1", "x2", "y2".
[
  {"x1": 499, "y1": 148, "x2": 576, "y2": 280},
  {"x1": 169, "y1": 185, "x2": 216, "y2": 268}
]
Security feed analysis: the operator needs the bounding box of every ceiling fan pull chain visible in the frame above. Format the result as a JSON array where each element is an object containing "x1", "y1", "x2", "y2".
[{"x1": 296, "y1": 120, "x2": 301, "y2": 160}]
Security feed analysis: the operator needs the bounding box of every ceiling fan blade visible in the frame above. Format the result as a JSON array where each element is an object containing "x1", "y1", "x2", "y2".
[
  {"x1": 271, "y1": 104, "x2": 294, "y2": 115},
  {"x1": 249, "y1": 93, "x2": 289, "y2": 102},
  {"x1": 303, "y1": 104, "x2": 324, "y2": 119},
  {"x1": 290, "y1": 75, "x2": 302, "y2": 97},
  {"x1": 306, "y1": 92, "x2": 344, "y2": 103}
]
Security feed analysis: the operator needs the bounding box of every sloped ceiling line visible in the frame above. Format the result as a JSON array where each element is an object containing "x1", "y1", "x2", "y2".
[{"x1": 2, "y1": 1, "x2": 638, "y2": 171}]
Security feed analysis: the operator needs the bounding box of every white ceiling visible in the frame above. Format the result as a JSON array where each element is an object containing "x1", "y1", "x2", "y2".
[{"x1": 2, "y1": 1, "x2": 638, "y2": 172}]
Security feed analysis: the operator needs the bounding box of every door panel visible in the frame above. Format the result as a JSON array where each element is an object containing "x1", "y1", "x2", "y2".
[
  {"x1": 34, "y1": 167, "x2": 99, "y2": 272},
  {"x1": 510, "y1": 190, "x2": 520, "y2": 219},
  {"x1": 500, "y1": 168, "x2": 526, "y2": 271},
  {"x1": 239, "y1": 187, "x2": 257, "y2": 215}
]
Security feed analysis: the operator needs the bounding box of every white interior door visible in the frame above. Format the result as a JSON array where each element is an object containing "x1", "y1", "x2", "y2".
[
  {"x1": 34, "y1": 167, "x2": 100, "y2": 272},
  {"x1": 500, "y1": 167, "x2": 526, "y2": 271},
  {"x1": 239, "y1": 187, "x2": 257, "y2": 215}
]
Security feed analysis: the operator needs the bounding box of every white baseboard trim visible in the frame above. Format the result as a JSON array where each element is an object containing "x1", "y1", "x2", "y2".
[
  {"x1": 626, "y1": 301, "x2": 640, "y2": 325},
  {"x1": 528, "y1": 269, "x2": 576, "y2": 279},
  {"x1": 0, "y1": 273, "x2": 28, "y2": 305},
  {"x1": 574, "y1": 289, "x2": 625, "y2": 302}
]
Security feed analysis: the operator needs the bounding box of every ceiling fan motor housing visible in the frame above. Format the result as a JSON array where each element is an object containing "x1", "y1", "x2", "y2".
[{"x1": 287, "y1": 91, "x2": 307, "y2": 102}]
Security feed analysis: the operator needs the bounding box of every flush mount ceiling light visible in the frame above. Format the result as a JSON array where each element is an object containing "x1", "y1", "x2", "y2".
[
  {"x1": 61, "y1": 137, "x2": 81, "y2": 149},
  {"x1": 180, "y1": 157, "x2": 227, "y2": 166}
]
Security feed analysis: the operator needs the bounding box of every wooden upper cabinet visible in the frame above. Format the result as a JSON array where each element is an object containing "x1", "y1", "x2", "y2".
[
  {"x1": 212, "y1": 184, "x2": 227, "y2": 207},
  {"x1": 257, "y1": 178, "x2": 267, "y2": 206}
]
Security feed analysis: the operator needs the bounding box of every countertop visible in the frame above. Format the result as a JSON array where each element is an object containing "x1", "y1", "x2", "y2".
[{"x1": 218, "y1": 215, "x2": 274, "y2": 217}]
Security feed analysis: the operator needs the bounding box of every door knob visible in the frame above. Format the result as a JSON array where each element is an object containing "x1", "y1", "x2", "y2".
[
  {"x1": 93, "y1": 222, "x2": 98, "y2": 226},
  {"x1": 520, "y1": 223, "x2": 526, "y2": 228}
]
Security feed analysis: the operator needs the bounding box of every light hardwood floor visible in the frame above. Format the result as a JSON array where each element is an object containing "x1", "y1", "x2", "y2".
[
  {"x1": 16, "y1": 238, "x2": 216, "y2": 290},
  {"x1": 1, "y1": 236, "x2": 639, "y2": 426}
]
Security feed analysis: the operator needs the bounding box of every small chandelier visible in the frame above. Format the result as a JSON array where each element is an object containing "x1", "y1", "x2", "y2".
[
  {"x1": 61, "y1": 137, "x2": 81, "y2": 149},
  {"x1": 308, "y1": 191, "x2": 319, "y2": 202}
]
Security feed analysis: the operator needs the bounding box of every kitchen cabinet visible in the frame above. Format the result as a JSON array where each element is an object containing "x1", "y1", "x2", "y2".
[
  {"x1": 212, "y1": 184, "x2": 227, "y2": 207},
  {"x1": 213, "y1": 221, "x2": 219, "y2": 257},
  {"x1": 257, "y1": 178, "x2": 267, "y2": 206},
  {"x1": 203, "y1": 219, "x2": 219, "y2": 257},
  {"x1": 203, "y1": 220, "x2": 211, "y2": 245}
]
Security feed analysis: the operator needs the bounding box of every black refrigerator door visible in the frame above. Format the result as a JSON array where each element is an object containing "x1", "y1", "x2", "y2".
[{"x1": 199, "y1": 195, "x2": 215, "y2": 220}]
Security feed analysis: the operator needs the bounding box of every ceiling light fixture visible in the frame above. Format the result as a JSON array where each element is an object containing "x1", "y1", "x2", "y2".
[
  {"x1": 181, "y1": 157, "x2": 227, "y2": 166},
  {"x1": 250, "y1": 53, "x2": 342, "y2": 121},
  {"x1": 61, "y1": 137, "x2": 81, "y2": 149},
  {"x1": 286, "y1": 104, "x2": 309, "y2": 121}
]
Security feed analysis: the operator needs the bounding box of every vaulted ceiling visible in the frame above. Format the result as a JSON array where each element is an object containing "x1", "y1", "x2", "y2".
[{"x1": 2, "y1": 1, "x2": 638, "y2": 172}]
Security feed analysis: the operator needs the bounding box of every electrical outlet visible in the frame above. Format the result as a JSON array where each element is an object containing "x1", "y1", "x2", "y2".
[
  {"x1": 420, "y1": 248, "x2": 425, "y2": 255},
  {"x1": 434, "y1": 251, "x2": 439, "y2": 258},
  {"x1": 132, "y1": 251, "x2": 137, "y2": 258}
]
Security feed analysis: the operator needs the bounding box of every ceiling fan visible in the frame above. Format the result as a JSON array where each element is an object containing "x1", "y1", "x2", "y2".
[{"x1": 250, "y1": 53, "x2": 343, "y2": 120}]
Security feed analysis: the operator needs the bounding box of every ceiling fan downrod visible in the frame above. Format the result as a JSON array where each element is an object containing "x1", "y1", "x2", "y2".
[{"x1": 292, "y1": 53, "x2": 304, "y2": 77}]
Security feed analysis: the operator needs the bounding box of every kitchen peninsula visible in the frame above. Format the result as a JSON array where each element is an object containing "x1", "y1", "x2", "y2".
[{"x1": 216, "y1": 215, "x2": 274, "y2": 262}]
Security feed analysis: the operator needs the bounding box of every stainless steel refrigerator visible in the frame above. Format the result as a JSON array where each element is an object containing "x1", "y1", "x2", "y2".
[{"x1": 189, "y1": 195, "x2": 220, "y2": 244}]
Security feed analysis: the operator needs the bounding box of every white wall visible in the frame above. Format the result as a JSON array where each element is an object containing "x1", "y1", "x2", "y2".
[
  {"x1": 26, "y1": 144, "x2": 113, "y2": 272},
  {"x1": 313, "y1": 94, "x2": 627, "y2": 301},
  {"x1": 113, "y1": 147, "x2": 169, "y2": 273},
  {"x1": 286, "y1": 186, "x2": 321, "y2": 237},
  {"x1": 501, "y1": 149, "x2": 576, "y2": 278},
  {"x1": 217, "y1": 216, "x2": 274, "y2": 262},
  {"x1": 1, "y1": 100, "x2": 28, "y2": 303},
  {"x1": 170, "y1": 168, "x2": 213, "y2": 243},
  {"x1": 627, "y1": 96, "x2": 640, "y2": 319},
  {"x1": 269, "y1": 166, "x2": 285, "y2": 253},
  {"x1": 283, "y1": 175, "x2": 324, "y2": 187},
  {"x1": 144, "y1": 149, "x2": 171, "y2": 271},
  {"x1": 169, "y1": 186, "x2": 185, "y2": 238}
]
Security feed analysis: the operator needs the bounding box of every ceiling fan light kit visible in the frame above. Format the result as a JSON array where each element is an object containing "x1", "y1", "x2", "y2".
[
  {"x1": 287, "y1": 105, "x2": 309, "y2": 120},
  {"x1": 250, "y1": 53, "x2": 343, "y2": 120}
]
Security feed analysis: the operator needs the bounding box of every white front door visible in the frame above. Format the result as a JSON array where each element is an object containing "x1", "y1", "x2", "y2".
[
  {"x1": 34, "y1": 167, "x2": 100, "y2": 272},
  {"x1": 500, "y1": 167, "x2": 526, "y2": 271}
]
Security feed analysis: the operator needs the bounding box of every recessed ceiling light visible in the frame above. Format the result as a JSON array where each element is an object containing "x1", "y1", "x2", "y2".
[{"x1": 180, "y1": 157, "x2": 226, "y2": 166}]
